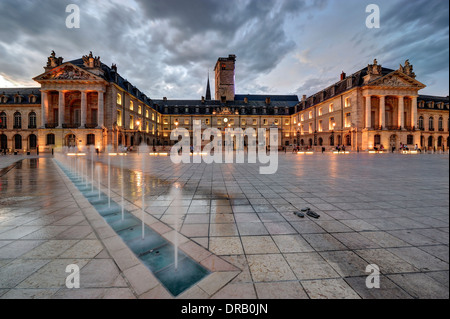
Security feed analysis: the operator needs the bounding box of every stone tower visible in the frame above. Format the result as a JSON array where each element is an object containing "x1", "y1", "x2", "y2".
[{"x1": 214, "y1": 54, "x2": 236, "y2": 102}]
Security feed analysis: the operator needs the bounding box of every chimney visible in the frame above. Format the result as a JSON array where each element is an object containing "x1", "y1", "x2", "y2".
[
  {"x1": 302, "y1": 95, "x2": 307, "y2": 102},
  {"x1": 201, "y1": 96, "x2": 205, "y2": 103},
  {"x1": 340, "y1": 71, "x2": 346, "y2": 81},
  {"x1": 163, "y1": 97, "x2": 167, "y2": 102},
  {"x1": 265, "y1": 97, "x2": 271, "y2": 105},
  {"x1": 244, "y1": 97, "x2": 249, "y2": 104}
]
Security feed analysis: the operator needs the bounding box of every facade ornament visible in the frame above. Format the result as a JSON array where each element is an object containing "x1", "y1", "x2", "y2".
[
  {"x1": 46, "y1": 50, "x2": 64, "y2": 68},
  {"x1": 399, "y1": 59, "x2": 416, "y2": 78},
  {"x1": 368, "y1": 59, "x2": 382, "y2": 75},
  {"x1": 82, "y1": 51, "x2": 101, "y2": 68}
]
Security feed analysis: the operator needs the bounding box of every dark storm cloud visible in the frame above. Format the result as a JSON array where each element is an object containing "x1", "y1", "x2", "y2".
[{"x1": 0, "y1": 0, "x2": 447, "y2": 98}]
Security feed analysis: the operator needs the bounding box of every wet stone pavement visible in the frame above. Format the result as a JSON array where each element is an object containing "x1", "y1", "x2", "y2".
[{"x1": 0, "y1": 152, "x2": 448, "y2": 299}]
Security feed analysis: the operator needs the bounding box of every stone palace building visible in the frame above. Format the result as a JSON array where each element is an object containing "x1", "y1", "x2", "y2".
[{"x1": 0, "y1": 52, "x2": 448, "y2": 153}]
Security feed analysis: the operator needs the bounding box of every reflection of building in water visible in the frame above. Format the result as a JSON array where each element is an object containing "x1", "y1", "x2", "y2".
[{"x1": 0, "y1": 53, "x2": 448, "y2": 153}]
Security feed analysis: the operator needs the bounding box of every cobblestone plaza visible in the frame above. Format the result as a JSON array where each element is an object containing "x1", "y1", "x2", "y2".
[{"x1": 0, "y1": 152, "x2": 448, "y2": 299}]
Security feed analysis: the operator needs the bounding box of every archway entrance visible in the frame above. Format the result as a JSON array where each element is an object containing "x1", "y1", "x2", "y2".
[
  {"x1": 389, "y1": 135, "x2": 397, "y2": 151},
  {"x1": 0, "y1": 134, "x2": 7, "y2": 150},
  {"x1": 14, "y1": 134, "x2": 22, "y2": 150},
  {"x1": 29, "y1": 134, "x2": 37, "y2": 149},
  {"x1": 65, "y1": 134, "x2": 77, "y2": 147}
]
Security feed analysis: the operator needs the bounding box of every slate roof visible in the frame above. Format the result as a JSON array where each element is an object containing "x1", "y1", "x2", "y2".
[{"x1": 0, "y1": 88, "x2": 41, "y2": 105}]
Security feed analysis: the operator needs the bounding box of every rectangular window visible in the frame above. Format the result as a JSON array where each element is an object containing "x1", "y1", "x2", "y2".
[
  {"x1": 138, "y1": 105, "x2": 142, "y2": 115},
  {"x1": 309, "y1": 123, "x2": 313, "y2": 134},
  {"x1": 345, "y1": 112, "x2": 351, "y2": 128},
  {"x1": 318, "y1": 120, "x2": 323, "y2": 132},
  {"x1": 152, "y1": 113, "x2": 155, "y2": 121},
  {"x1": 157, "y1": 115, "x2": 160, "y2": 124},
  {"x1": 345, "y1": 98, "x2": 351, "y2": 108},
  {"x1": 253, "y1": 119, "x2": 257, "y2": 126},
  {"x1": 117, "y1": 110, "x2": 122, "y2": 127},
  {"x1": 91, "y1": 110, "x2": 98, "y2": 125},
  {"x1": 301, "y1": 114, "x2": 304, "y2": 122},
  {"x1": 205, "y1": 119, "x2": 210, "y2": 125},
  {"x1": 117, "y1": 93, "x2": 122, "y2": 105},
  {"x1": 329, "y1": 117, "x2": 336, "y2": 131},
  {"x1": 318, "y1": 108, "x2": 323, "y2": 116},
  {"x1": 184, "y1": 119, "x2": 190, "y2": 125},
  {"x1": 130, "y1": 101, "x2": 134, "y2": 111},
  {"x1": 130, "y1": 115, "x2": 134, "y2": 130},
  {"x1": 146, "y1": 110, "x2": 149, "y2": 118},
  {"x1": 46, "y1": 134, "x2": 55, "y2": 145},
  {"x1": 163, "y1": 119, "x2": 169, "y2": 125},
  {"x1": 329, "y1": 104, "x2": 334, "y2": 113},
  {"x1": 263, "y1": 119, "x2": 268, "y2": 125},
  {"x1": 146, "y1": 122, "x2": 149, "y2": 133},
  {"x1": 309, "y1": 111, "x2": 313, "y2": 119},
  {"x1": 217, "y1": 119, "x2": 222, "y2": 125},
  {"x1": 285, "y1": 119, "x2": 290, "y2": 126},
  {"x1": 242, "y1": 119, "x2": 247, "y2": 126}
]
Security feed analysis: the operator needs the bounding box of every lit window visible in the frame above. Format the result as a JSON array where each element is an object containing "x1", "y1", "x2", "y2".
[
  {"x1": 309, "y1": 123, "x2": 313, "y2": 134},
  {"x1": 329, "y1": 117, "x2": 336, "y2": 131},
  {"x1": 253, "y1": 119, "x2": 257, "y2": 126},
  {"x1": 130, "y1": 115, "x2": 134, "y2": 129},
  {"x1": 318, "y1": 108, "x2": 323, "y2": 116},
  {"x1": 285, "y1": 133, "x2": 290, "y2": 138},
  {"x1": 157, "y1": 116, "x2": 160, "y2": 124},
  {"x1": 274, "y1": 119, "x2": 279, "y2": 125},
  {"x1": 184, "y1": 119, "x2": 190, "y2": 125},
  {"x1": 345, "y1": 113, "x2": 351, "y2": 128},
  {"x1": 309, "y1": 111, "x2": 313, "y2": 119},
  {"x1": 329, "y1": 104, "x2": 334, "y2": 113},
  {"x1": 263, "y1": 119, "x2": 268, "y2": 125},
  {"x1": 130, "y1": 101, "x2": 134, "y2": 111},
  {"x1": 117, "y1": 93, "x2": 122, "y2": 105},
  {"x1": 163, "y1": 118, "x2": 169, "y2": 125},
  {"x1": 285, "y1": 119, "x2": 290, "y2": 126},
  {"x1": 146, "y1": 110, "x2": 149, "y2": 118},
  {"x1": 301, "y1": 114, "x2": 304, "y2": 122},
  {"x1": 242, "y1": 119, "x2": 246, "y2": 126},
  {"x1": 152, "y1": 113, "x2": 155, "y2": 121},
  {"x1": 146, "y1": 122, "x2": 149, "y2": 133},
  {"x1": 117, "y1": 110, "x2": 122, "y2": 127},
  {"x1": 345, "y1": 98, "x2": 351, "y2": 108},
  {"x1": 318, "y1": 120, "x2": 323, "y2": 132},
  {"x1": 217, "y1": 119, "x2": 222, "y2": 125}
]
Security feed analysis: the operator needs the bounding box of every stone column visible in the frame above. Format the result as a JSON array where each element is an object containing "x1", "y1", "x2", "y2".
[
  {"x1": 398, "y1": 96, "x2": 405, "y2": 129},
  {"x1": 365, "y1": 95, "x2": 372, "y2": 129},
  {"x1": 379, "y1": 96, "x2": 386, "y2": 129},
  {"x1": 97, "y1": 90, "x2": 104, "y2": 128},
  {"x1": 80, "y1": 91, "x2": 87, "y2": 128},
  {"x1": 411, "y1": 96, "x2": 418, "y2": 130},
  {"x1": 41, "y1": 90, "x2": 48, "y2": 128},
  {"x1": 57, "y1": 91, "x2": 65, "y2": 128}
]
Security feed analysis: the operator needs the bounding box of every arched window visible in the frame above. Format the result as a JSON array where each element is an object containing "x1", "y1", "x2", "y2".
[
  {"x1": 0, "y1": 112, "x2": 6, "y2": 129},
  {"x1": 14, "y1": 112, "x2": 21, "y2": 129},
  {"x1": 438, "y1": 136, "x2": 443, "y2": 147},
  {"x1": 46, "y1": 133, "x2": 55, "y2": 146},
  {"x1": 28, "y1": 112, "x2": 37, "y2": 129},
  {"x1": 418, "y1": 116, "x2": 424, "y2": 130},
  {"x1": 428, "y1": 136, "x2": 433, "y2": 147},
  {"x1": 318, "y1": 138, "x2": 323, "y2": 146},
  {"x1": 429, "y1": 117, "x2": 434, "y2": 131},
  {"x1": 438, "y1": 117, "x2": 443, "y2": 131}
]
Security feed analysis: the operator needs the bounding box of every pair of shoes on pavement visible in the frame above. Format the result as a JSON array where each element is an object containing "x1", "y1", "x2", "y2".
[{"x1": 294, "y1": 207, "x2": 320, "y2": 219}]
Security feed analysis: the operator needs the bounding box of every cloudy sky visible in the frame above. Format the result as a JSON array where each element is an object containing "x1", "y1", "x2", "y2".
[{"x1": 0, "y1": 0, "x2": 448, "y2": 99}]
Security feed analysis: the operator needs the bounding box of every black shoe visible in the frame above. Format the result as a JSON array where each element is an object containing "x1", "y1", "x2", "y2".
[
  {"x1": 294, "y1": 212, "x2": 305, "y2": 218},
  {"x1": 307, "y1": 211, "x2": 320, "y2": 219},
  {"x1": 301, "y1": 207, "x2": 311, "y2": 212}
]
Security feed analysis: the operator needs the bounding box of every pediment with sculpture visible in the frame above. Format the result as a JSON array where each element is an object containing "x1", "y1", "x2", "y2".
[
  {"x1": 368, "y1": 70, "x2": 426, "y2": 89},
  {"x1": 34, "y1": 64, "x2": 102, "y2": 82}
]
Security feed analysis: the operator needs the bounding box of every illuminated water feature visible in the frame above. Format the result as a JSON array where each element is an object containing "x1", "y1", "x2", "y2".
[{"x1": 54, "y1": 151, "x2": 209, "y2": 296}]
